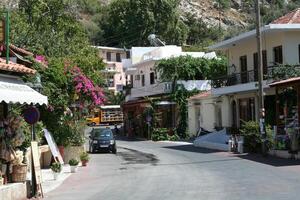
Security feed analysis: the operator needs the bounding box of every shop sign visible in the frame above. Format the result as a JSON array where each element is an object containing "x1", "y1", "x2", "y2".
[
  {"x1": 23, "y1": 107, "x2": 40, "y2": 124},
  {"x1": 0, "y1": 20, "x2": 4, "y2": 43}
]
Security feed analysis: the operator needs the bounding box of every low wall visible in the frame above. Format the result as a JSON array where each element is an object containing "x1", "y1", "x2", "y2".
[
  {"x1": 0, "y1": 182, "x2": 27, "y2": 200},
  {"x1": 63, "y1": 146, "x2": 85, "y2": 163}
]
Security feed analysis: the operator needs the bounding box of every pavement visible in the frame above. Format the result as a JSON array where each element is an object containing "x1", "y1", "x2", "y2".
[{"x1": 44, "y1": 138, "x2": 300, "y2": 200}]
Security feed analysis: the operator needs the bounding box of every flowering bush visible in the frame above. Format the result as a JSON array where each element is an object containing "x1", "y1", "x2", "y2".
[{"x1": 69, "y1": 66, "x2": 105, "y2": 106}]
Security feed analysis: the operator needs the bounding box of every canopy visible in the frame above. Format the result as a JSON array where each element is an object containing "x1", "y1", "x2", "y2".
[{"x1": 0, "y1": 76, "x2": 48, "y2": 105}]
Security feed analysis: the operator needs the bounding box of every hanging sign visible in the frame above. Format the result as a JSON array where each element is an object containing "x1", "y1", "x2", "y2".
[
  {"x1": 0, "y1": 20, "x2": 4, "y2": 43},
  {"x1": 23, "y1": 107, "x2": 40, "y2": 124}
]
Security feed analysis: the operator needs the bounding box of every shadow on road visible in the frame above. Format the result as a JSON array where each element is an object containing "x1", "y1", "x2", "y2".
[
  {"x1": 235, "y1": 154, "x2": 300, "y2": 167},
  {"x1": 162, "y1": 144, "x2": 222, "y2": 154},
  {"x1": 118, "y1": 147, "x2": 159, "y2": 165}
]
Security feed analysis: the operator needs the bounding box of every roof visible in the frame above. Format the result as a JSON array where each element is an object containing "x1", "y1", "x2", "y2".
[
  {"x1": 189, "y1": 91, "x2": 211, "y2": 100},
  {"x1": 0, "y1": 58, "x2": 36, "y2": 74},
  {"x1": 271, "y1": 8, "x2": 300, "y2": 24},
  {"x1": 100, "y1": 105, "x2": 121, "y2": 109},
  {"x1": 269, "y1": 77, "x2": 300, "y2": 87},
  {"x1": 93, "y1": 46, "x2": 126, "y2": 52},
  {"x1": 9, "y1": 44, "x2": 34, "y2": 56},
  {"x1": 209, "y1": 8, "x2": 300, "y2": 50}
]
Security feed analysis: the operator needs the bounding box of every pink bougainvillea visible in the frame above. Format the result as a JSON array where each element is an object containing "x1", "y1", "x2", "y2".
[
  {"x1": 69, "y1": 66, "x2": 105, "y2": 106},
  {"x1": 35, "y1": 55, "x2": 48, "y2": 65}
]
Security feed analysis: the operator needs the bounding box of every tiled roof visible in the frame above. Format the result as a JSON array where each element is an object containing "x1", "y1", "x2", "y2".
[
  {"x1": 271, "y1": 8, "x2": 300, "y2": 24},
  {"x1": 0, "y1": 58, "x2": 36, "y2": 74},
  {"x1": 189, "y1": 91, "x2": 211, "y2": 100},
  {"x1": 269, "y1": 77, "x2": 300, "y2": 87},
  {"x1": 9, "y1": 44, "x2": 34, "y2": 56}
]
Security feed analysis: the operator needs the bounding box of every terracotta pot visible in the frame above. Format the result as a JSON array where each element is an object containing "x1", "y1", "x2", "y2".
[
  {"x1": 58, "y1": 146, "x2": 65, "y2": 160},
  {"x1": 81, "y1": 160, "x2": 88, "y2": 166}
]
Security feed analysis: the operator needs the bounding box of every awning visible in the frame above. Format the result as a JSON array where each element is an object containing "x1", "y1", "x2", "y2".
[{"x1": 0, "y1": 76, "x2": 48, "y2": 105}]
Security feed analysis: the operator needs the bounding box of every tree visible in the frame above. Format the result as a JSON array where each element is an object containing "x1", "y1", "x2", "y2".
[
  {"x1": 155, "y1": 55, "x2": 227, "y2": 138},
  {"x1": 97, "y1": 0, "x2": 187, "y2": 47}
]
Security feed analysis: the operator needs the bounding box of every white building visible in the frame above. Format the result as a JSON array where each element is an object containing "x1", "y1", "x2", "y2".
[
  {"x1": 122, "y1": 45, "x2": 215, "y2": 138},
  {"x1": 201, "y1": 9, "x2": 300, "y2": 132}
]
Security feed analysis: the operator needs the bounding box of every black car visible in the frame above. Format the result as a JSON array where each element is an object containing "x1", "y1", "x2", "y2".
[{"x1": 89, "y1": 128, "x2": 117, "y2": 154}]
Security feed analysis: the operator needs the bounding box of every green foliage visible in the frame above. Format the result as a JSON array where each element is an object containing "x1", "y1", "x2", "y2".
[
  {"x1": 68, "y1": 158, "x2": 79, "y2": 166},
  {"x1": 239, "y1": 121, "x2": 273, "y2": 153},
  {"x1": 97, "y1": 0, "x2": 187, "y2": 47},
  {"x1": 51, "y1": 162, "x2": 62, "y2": 173},
  {"x1": 151, "y1": 128, "x2": 179, "y2": 141},
  {"x1": 268, "y1": 64, "x2": 300, "y2": 81},
  {"x1": 105, "y1": 91, "x2": 125, "y2": 105},
  {"x1": 155, "y1": 56, "x2": 227, "y2": 83},
  {"x1": 80, "y1": 151, "x2": 90, "y2": 161}
]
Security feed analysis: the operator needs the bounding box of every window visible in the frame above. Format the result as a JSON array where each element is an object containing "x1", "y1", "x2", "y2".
[
  {"x1": 262, "y1": 50, "x2": 267, "y2": 76},
  {"x1": 141, "y1": 74, "x2": 145, "y2": 87},
  {"x1": 116, "y1": 84, "x2": 123, "y2": 91},
  {"x1": 116, "y1": 53, "x2": 121, "y2": 62},
  {"x1": 106, "y1": 52, "x2": 112, "y2": 61},
  {"x1": 135, "y1": 75, "x2": 140, "y2": 80},
  {"x1": 253, "y1": 50, "x2": 268, "y2": 81},
  {"x1": 273, "y1": 45, "x2": 283, "y2": 64},
  {"x1": 240, "y1": 55, "x2": 247, "y2": 83},
  {"x1": 126, "y1": 51, "x2": 131, "y2": 59},
  {"x1": 150, "y1": 72, "x2": 155, "y2": 85}
]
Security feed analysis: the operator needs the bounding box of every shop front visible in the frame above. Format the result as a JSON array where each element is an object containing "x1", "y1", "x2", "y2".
[
  {"x1": 0, "y1": 60, "x2": 47, "y2": 195},
  {"x1": 269, "y1": 77, "x2": 300, "y2": 156}
]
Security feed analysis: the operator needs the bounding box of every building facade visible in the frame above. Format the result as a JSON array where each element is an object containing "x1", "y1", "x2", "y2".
[
  {"x1": 95, "y1": 46, "x2": 130, "y2": 94},
  {"x1": 207, "y1": 9, "x2": 300, "y2": 131},
  {"x1": 122, "y1": 45, "x2": 214, "y2": 138}
]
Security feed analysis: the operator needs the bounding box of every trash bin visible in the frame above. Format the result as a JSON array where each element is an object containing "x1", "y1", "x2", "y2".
[{"x1": 238, "y1": 141, "x2": 244, "y2": 154}]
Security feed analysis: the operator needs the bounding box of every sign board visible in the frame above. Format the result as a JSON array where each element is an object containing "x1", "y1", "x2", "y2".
[
  {"x1": 0, "y1": 20, "x2": 4, "y2": 43},
  {"x1": 43, "y1": 129, "x2": 64, "y2": 164},
  {"x1": 31, "y1": 141, "x2": 42, "y2": 184},
  {"x1": 24, "y1": 107, "x2": 40, "y2": 124}
]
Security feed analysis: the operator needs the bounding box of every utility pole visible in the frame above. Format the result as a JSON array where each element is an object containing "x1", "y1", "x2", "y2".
[{"x1": 255, "y1": 0, "x2": 266, "y2": 155}]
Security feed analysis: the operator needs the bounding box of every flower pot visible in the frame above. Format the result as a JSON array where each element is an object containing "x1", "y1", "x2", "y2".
[
  {"x1": 58, "y1": 146, "x2": 65, "y2": 161},
  {"x1": 81, "y1": 160, "x2": 88, "y2": 166},
  {"x1": 53, "y1": 172, "x2": 60, "y2": 180},
  {"x1": 70, "y1": 165, "x2": 78, "y2": 173}
]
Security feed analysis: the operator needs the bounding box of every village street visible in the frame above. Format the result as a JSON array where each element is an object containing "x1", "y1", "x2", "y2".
[{"x1": 45, "y1": 138, "x2": 300, "y2": 200}]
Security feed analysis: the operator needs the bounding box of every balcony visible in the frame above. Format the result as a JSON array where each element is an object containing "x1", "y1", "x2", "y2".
[{"x1": 212, "y1": 70, "x2": 258, "y2": 88}]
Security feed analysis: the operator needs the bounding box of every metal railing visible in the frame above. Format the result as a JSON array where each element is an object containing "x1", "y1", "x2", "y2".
[{"x1": 212, "y1": 70, "x2": 258, "y2": 88}]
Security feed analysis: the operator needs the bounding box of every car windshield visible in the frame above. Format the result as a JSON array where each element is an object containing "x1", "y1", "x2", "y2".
[{"x1": 92, "y1": 129, "x2": 113, "y2": 139}]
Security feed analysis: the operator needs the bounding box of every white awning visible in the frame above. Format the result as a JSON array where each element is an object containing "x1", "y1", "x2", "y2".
[{"x1": 0, "y1": 76, "x2": 48, "y2": 105}]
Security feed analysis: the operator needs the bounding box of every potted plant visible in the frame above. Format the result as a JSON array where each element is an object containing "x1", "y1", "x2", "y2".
[
  {"x1": 69, "y1": 158, "x2": 79, "y2": 173},
  {"x1": 80, "y1": 152, "x2": 90, "y2": 166},
  {"x1": 51, "y1": 162, "x2": 62, "y2": 180}
]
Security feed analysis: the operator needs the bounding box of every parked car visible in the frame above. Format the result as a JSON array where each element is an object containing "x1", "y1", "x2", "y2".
[{"x1": 89, "y1": 127, "x2": 117, "y2": 154}]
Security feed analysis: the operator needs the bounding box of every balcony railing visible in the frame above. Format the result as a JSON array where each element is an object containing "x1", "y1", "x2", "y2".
[
  {"x1": 212, "y1": 70, "x2": 258, "y2": 88},
  {"x1": 212, "y1": 64, "x2": 300, "y2": 88}
]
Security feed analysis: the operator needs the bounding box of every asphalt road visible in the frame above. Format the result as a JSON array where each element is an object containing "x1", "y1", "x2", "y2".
[{"x1": 45, "y1": 138, "x2": 300, "y2": 200}]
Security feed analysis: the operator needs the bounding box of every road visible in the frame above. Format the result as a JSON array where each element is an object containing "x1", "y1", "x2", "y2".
[{"x1": 45, "y1": 138, "x2": 300, "y2": 200}]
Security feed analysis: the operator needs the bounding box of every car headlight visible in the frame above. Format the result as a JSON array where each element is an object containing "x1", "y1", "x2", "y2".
[
  {"x1": 110, "y1": 140, "x2": 115, "y2": 145},
  {"x1": 93, "y1": 140, "x2": 98, "y2": 144}
]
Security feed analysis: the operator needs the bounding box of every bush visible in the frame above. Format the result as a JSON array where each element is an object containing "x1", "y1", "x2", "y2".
[
  {"x1": 239, "y1": 121, "x2": 273, "y2": 153},
  {"x1": 80, "y1": 151, "x2": 90, "y2": 161},
  {"x1": 151, "y1": 128, "x2": 180, "y2": 141},
  {"x1": 68, "y1": 159, "x2": 79, "y2": 166},
  {"x1": 51, "y1": 162, "x2": 62, "y2": 173}
]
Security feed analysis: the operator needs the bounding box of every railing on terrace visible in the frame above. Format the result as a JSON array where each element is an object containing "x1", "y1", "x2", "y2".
[{"x1": 212, "y1": 65, "x2": 300, "y2": 88}]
